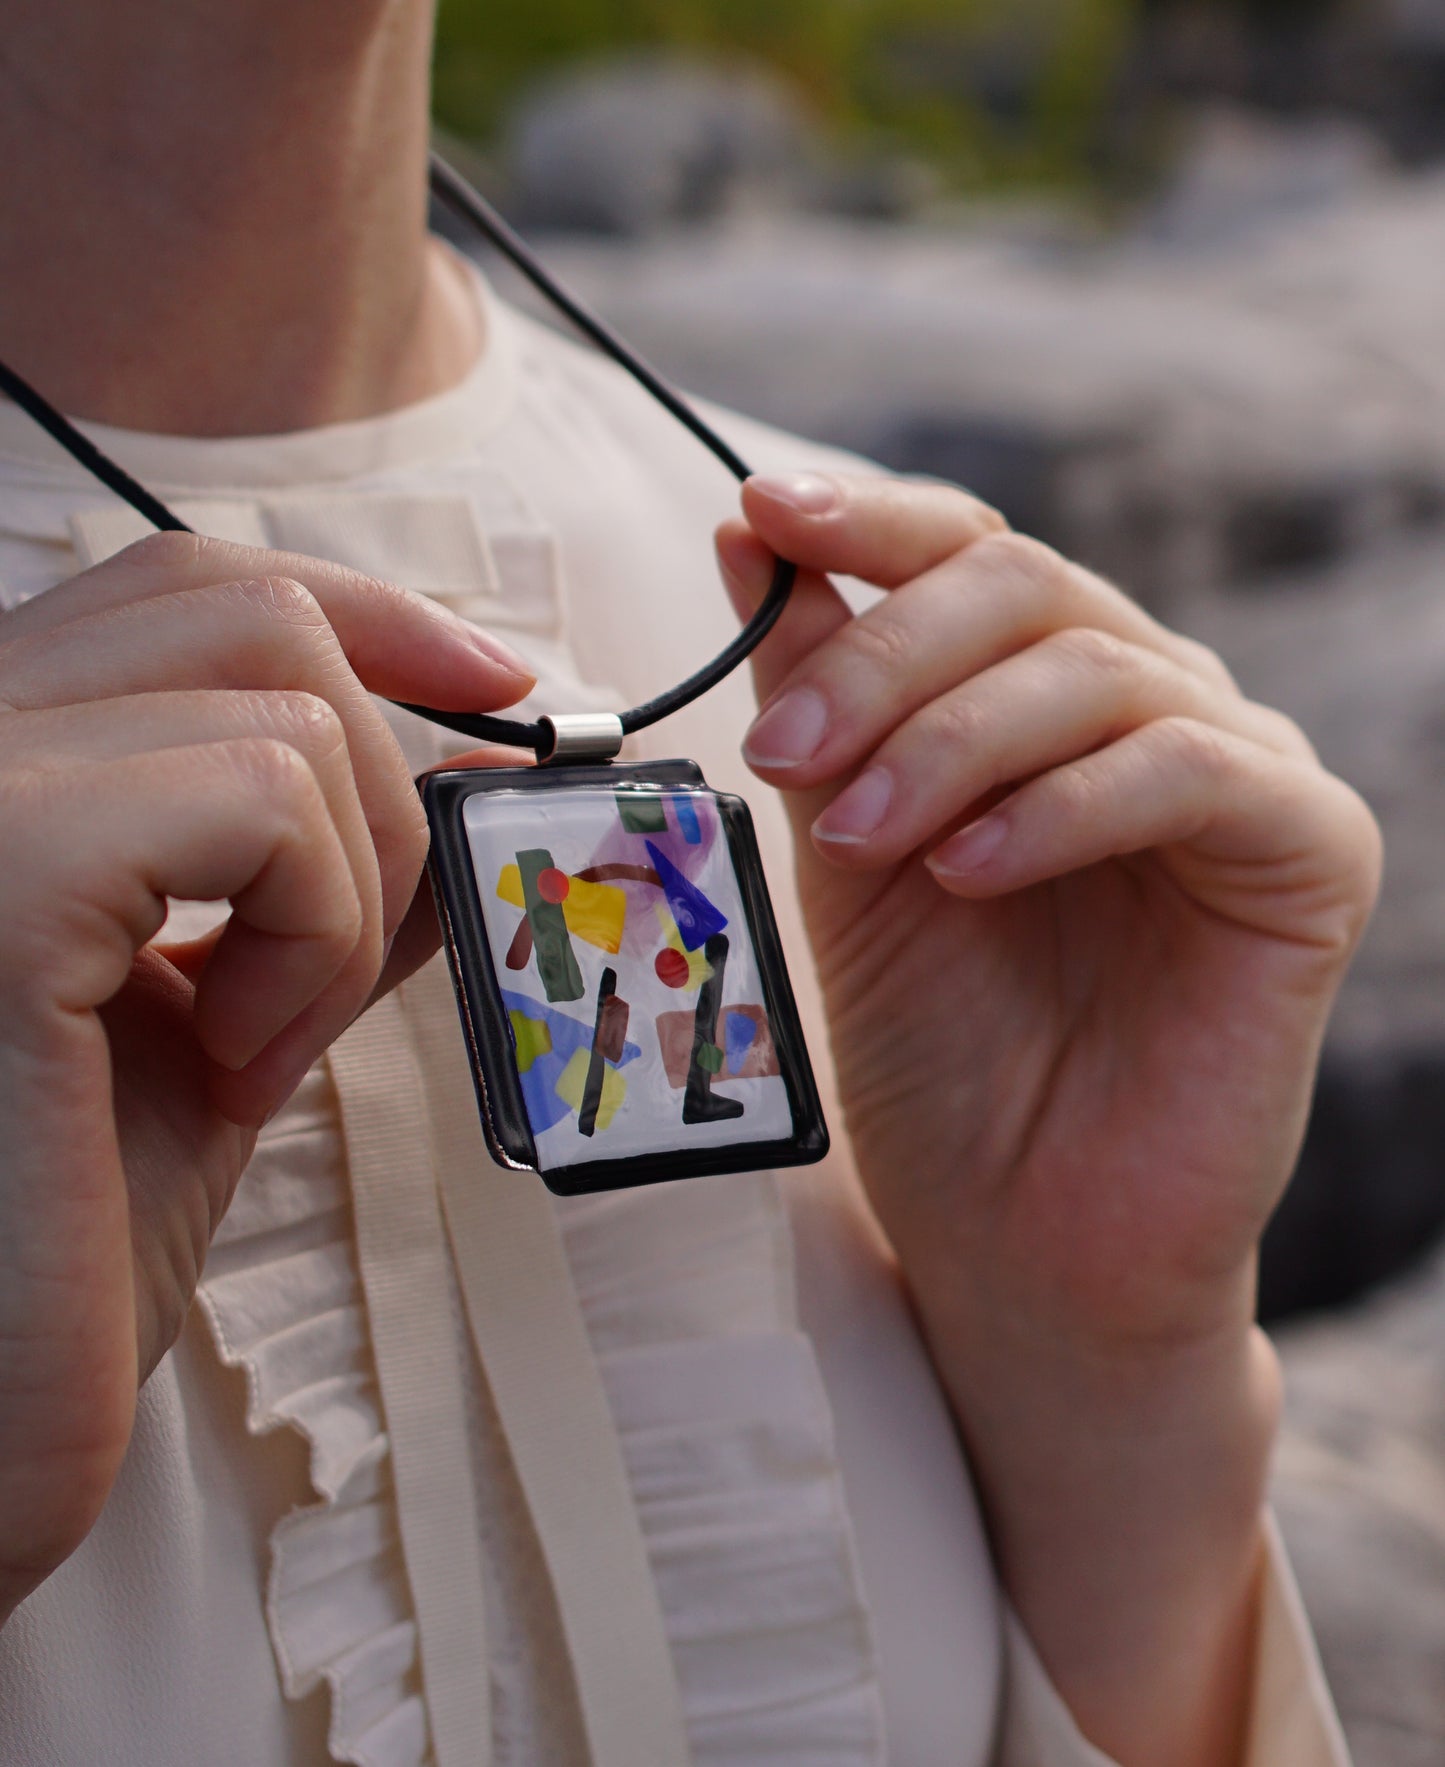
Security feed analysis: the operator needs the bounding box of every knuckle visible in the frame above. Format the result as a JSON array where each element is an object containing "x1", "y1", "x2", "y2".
[
  {"x1": 1320, "y1": 775, "x2": 1384, "y2": 910},
  {"x1": 837, "y1": 609, "x2": 915, "y2": 680},
  {"x1": 1345, "y1": 791, "x2": 1385, "y2": 902},
  {"x1": 1170, "y1": 633, "x2": 1238, "y2": 691},
  {"x1": 971, "y1": 499, "x2": 1011, "y2": 537},
  {"x1": 261, "y1": 689, "x2": 347, "y2": 757},
  {"x1": 393, "y1": 784, "x2": 427, "y2": 851},
  {"x1": 373, "y1": 754, "x2": 432, "y2": 898},
  {"x1": 1038, "y1": 757, "x2": 1104, "y2": 832},
  {"x1": 335, "y1": 878, "x2": 368, "y2": 947},
  {"x1": 923, "y1": 480, "x2": 1010, "y2": 539},
  {"x1": 918, "y1": 689, "x2": 991, "y2": 755},
  {"x1": 230, "y1": 734, "x2": 323, "y2": 807},
  {"x1": 1048, "y1": 624, "x2": 1135, "y2": 680},
  {"x1": 117, "y1": 529, "x2": 207, "y2": 578},
  {"x1": 226, "y1": 575, "x2": 328, "y2": 634},
  {"x1": 1252, "y1": 703, "x2": 1317, "y2": 761},
  {"x1": 396, "y1": 790, "x2": 431, "y2": 871},
  {"x1": 971, "y1": 530, "x2": 1068, "y2": 596},
  {"x1": 1141, "y1": 714, "x2": 1233, "y2": 781}
]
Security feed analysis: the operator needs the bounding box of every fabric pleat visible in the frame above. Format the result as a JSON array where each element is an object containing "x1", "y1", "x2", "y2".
[
  {"x1": 198, "y1": 1066, "x2": 434, "y2": 1767},
  {"x1": 196, "y1": 1054, "x2": 887, "y2": 1767}
]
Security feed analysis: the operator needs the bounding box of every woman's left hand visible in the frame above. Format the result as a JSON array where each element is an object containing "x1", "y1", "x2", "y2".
[
  {"x1": 720, "y1": 471, "x2": 1378, "y2": 1362},
  {"x1": 718, "y1": 472, "x2": 1381, "y2": 1766}
]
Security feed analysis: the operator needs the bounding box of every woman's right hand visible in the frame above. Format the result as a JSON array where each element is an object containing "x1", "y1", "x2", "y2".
[{"x1": 0, "y1": 531, "x2": 533, "y2": 1626}]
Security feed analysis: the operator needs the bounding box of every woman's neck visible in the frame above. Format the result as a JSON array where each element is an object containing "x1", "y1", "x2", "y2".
[{"x1": 0, "y1": 0, "x2": 479, "y2": 435}]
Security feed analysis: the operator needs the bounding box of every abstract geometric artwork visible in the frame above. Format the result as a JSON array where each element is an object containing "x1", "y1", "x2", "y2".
[
  {"x1": 513, "y1": 847, "x2": 583, "y2": 1002},
  {"x1": 655, "y1": 1003, "x2": 780, "y2": 1089},
  {"x1": 652, "y1": 904, "x2": 713, "y2": 993},
  {"x1": 462, "y1": 784, "x2": 796, "y2": 1173},
  {"x1": 501, "y1": 986, "x2": 642, "y2": 1137},
  {"x1": 644, "y1": 841, "x2": 728, "y2": 951}
]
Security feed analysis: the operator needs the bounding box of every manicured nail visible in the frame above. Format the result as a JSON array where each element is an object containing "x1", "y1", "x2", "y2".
[
  {"x1": 748, "y1": 472, "x2": 841, "y2": 516},
  {"x1": 928, "y1": 813, "x2": 1010, "y2": 877},
  {"x1": 743, "y1": 689, "x2": 829, "y2": 768},
  {"x1": 467, "y1": 624, "x2": 534, "y2": 679},
  {"x1": 814, "y1": 769, "x2": 893, "y2": 845}
]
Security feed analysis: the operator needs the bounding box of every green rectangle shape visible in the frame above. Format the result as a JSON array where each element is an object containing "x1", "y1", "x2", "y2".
[
  {"x1": 616, "y1": 792, "x2": 668, "y2": 834},
  {"x1": 517, "y1": 847, "x2": 584, "y2": 1002}
]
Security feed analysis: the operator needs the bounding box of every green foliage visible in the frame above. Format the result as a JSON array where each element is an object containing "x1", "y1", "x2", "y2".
[{"x1": 432, "y1": 0, "x2": 1142, "y2": 194}]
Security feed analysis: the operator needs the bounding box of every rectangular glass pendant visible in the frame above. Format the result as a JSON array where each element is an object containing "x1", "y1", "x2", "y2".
[{"x1": 422, "y1": 760, "x2": 830, "y2": 1195}]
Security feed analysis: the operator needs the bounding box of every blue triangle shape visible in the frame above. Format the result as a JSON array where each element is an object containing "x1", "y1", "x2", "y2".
[{"x1": 645, "y1": 841, "x2": 728, "y2": 952}]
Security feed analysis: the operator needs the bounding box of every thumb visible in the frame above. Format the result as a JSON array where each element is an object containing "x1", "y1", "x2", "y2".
[
  {"x1": 715, "y1": 521, "x2": 851, "y2": 712},
  {"x1": 715, "y1": 521, "x2": 854, "y2": 842}
]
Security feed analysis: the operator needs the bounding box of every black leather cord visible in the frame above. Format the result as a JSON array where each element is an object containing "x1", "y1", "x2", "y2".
[
  {"x1": 0, "y1": 358, "x2": 191, "y2": 536},
  {"x1": 0, "y1": 153, "x2": 798, "y2": 759}
]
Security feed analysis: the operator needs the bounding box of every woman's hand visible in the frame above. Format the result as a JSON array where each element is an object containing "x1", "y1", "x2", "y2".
[
  {"x1": 719, "y1": 473, "x2": 1381, "y2": 1766},
  {"x1": 0, "y1": 531, "x2": 533, "y2": 1628}
]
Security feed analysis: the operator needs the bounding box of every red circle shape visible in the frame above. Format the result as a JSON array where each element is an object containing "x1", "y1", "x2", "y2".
[
  {"x1": 654, "y1": 947, "x2": 690, "y2": 989},
  {"x1": 537, "y1": 868, "x2": 571, "y2": 904}
]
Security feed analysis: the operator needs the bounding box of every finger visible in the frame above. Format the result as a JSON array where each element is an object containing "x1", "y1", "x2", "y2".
[
  {"x1": 741, "y1": 472, "x2": 1007, "y2": 589},
  {"x1": 736, "y1": 524, "x2": 1254, "y2": 793},
  {"x1": 1, "y1": 741, "x2": 366, "y2": 1089},
  {"x1": 8, "y1": 689, "x2": 384, "y2": 985},
  {"x1": 416, "y1": 742, "x2": 540, "y2": 774},
  {"x1": 0, "y1": 530, "x2": 535, "y2": 711},
  {"x1": 923, "y1": 716, "x2": 1381, "y2": 950},
  {"x1": 809, "y1": 629, "x2": 1311, "y2": 865},
  {"x1": 368, "y1": 882, "x2": 442, "y2": 1004},
  {"x1": 743, "y1": 473, "x2": 1205, "y2": 690},
  {"x1": 0, "y1": 582, "x2": 429, "y2": 935},
  {"x1": 380, "y1": 744, "x2": 566, "y2": 1008}
]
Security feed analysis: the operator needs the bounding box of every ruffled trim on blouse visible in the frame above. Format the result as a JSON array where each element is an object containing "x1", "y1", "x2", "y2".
[
  {"x1": 195, "y1": 1067, "x2": 885, "y2": 1767},
  {"x1": 197, "y1": 1064, "x2": 431, "y2": 1767}
]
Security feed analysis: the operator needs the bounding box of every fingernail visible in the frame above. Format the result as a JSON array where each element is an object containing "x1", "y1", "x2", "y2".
[
  {"x1": 929, "y1": 813, "x2": 1010, "y2": 877},
  {"x1": 749, "y1": 472, "x2": 841, "y2": 516},
  {"x1": 467, "y1": 625, "x2": 534, "y2": 679},
  {"x1": 743, "y1": 689, "x2": 829, "y2": 768},
  {"x1": 814, "y1": 769, "x2": 893, "y2": 845}
]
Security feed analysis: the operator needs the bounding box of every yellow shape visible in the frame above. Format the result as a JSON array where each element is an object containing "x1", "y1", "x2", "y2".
[
  {"x1": 508, "y1": 1010, "x2": 552, "y2": 1074},
  {"x1": 497, "y1": 865, "x2": 626, "y2": 955},
  {"x1": 498, "y1": 865, "x2": 525, "y2": 909},
  {"x1": 654, "y1": 904, "x2": 713, "y2": 992},
  {"x1": 563, "y1": 876, "x2": 627, "y2": 954},
  {"x1": 553, "y1": 1047, "x2": 627, "y2": 1132}
]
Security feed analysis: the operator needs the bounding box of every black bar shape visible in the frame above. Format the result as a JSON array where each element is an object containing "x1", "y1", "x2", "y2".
[
  {"x1": 683, "y1": 935, "x2": 746, "y2": 1126},
  {"x1": 578, "y1": 968, "x2": 622, "y2": 1138}
]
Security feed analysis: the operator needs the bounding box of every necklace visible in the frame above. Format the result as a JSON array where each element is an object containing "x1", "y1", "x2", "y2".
[{"x1": 0, "y1": 153, "x2": 829, "y2": 1194}]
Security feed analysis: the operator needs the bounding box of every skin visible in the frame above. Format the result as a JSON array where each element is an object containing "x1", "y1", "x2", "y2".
[
  {"x1": 0, "y1": 3, "x2": 1381, "y2": 1762},
  {"x1": 0, "y1": 536, "x2": 535, "y2": 1625},
  {"x1": 719, "y1": 482, "x2": 1379, "y2": 1762}
]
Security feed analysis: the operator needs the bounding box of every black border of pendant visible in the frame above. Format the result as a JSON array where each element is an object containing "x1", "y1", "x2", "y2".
[{"x1": 422, "y1": 761, "x2": 830, "y2": 1196}]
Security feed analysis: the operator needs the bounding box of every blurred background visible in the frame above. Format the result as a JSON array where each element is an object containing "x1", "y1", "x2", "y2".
[{"x1": 431, "y1": 7, "x2": 1445, "y2": 1754}]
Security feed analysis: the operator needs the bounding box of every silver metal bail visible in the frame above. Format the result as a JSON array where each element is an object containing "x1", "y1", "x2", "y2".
[{"x1": 538, "y1": 712, "x2": 626, "y2": 765}]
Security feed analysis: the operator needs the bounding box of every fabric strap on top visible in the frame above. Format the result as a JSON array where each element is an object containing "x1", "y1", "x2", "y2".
[
  {"x1": 402, "y1": 957, "x2": 695, "y2": 1767},
  {"x1": 325, "y1": 992, "x2": 495, "y2": 1767}
]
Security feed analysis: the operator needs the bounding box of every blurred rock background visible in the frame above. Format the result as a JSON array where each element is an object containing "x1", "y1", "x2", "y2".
[{"x1": 432, "y1": 4, "x2": 1445, "y2": 1754}]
